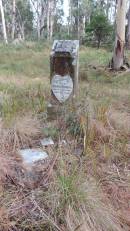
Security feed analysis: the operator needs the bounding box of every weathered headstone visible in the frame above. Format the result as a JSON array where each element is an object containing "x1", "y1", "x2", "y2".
[
  {"x1": 48, "y1": 40, "x2": 79, "y2": 119},
  {"x1": 19, "y1": 149, "x2": 48, "y2": 165}
]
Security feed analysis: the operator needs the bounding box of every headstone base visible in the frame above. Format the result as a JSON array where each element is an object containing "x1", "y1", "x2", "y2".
[{"x1": 47, "y1": 103, "x2": 65, "y2": 120}]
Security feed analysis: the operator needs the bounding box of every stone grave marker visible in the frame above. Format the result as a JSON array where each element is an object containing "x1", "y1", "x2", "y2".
[
  {"x1": 19, "y1": 149, "x2": 48, "y2": 165},
  {"x1": 48, "y1": 40, "x2": 79, "y2": 119}
]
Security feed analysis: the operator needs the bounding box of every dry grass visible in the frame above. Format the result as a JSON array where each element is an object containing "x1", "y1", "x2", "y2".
[
  {"x1": 0, "y1": 114, "x2": 42, "y2": 152},
  {"x1": 0, "y1": 113, "x2": 43, "y2": 206},
  {"x1": 9, "y1": 114, "x2": 42, "y2": 148},
  {"x1": 0, "y1": 138, "x2": 24, "y2": 192},
  {"x1": 90, "y1": 119, "x2": 112, "y2": 142},
  {"x1": 38, "y1": 150, "x2": 127, "y2": 231},
  {"x1": 107, "y1": 108, "x2": 130, "y2": 135},
  {"x1": 65, "y1": 178, "x2": 125, "y2": 231},
  {"x1": 1, "y1": 142, "x2": 125, "y2": 230}
]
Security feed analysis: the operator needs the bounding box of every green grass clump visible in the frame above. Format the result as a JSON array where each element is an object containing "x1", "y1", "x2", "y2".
[
  {"x1": 42, "y1": 126, "x2": 59, "y2": 139},
  {"x1": 1, "y1": 83, "x2": 48, "y2": 125},
  {"x1": 80, "y1": 46, "x2": 112, "y2": 67},
  {"x1": 0, "y1": 42, "x2": 49, "y2": 78},
  {"x1": 66, "y1": 112, "x2": 83, "y2": 137}
]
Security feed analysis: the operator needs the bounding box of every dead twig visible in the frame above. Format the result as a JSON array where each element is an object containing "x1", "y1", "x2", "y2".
[{"x1": 44, "y1": 152, "x2": 59, "y2": 184}]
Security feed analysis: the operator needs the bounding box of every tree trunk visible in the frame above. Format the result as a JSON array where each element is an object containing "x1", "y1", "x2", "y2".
[
  {"x1": 37, "y1": 0, "x2": 41, "y2": 40},
  {"x1": 69, "y1": 0, "x2": 72, "y2": 37},
  {"x1": 127, "y1": 6, "x2": 130, "y2": 49},
  {"x1": 11, "y1": 0, "x2": 16, "y2": 40},
  {"x1": 50, "y1": 14, "x2": 54, "y2": 40},
  {"x1": 112, "y1": 0, "x2": 127, "y2": 70},
  {"x1": 77, "y1": 0, "x2": 80, "y2": 40},
  {"x1": 106, "y1": 0, "x2": 109, "y2": 19},
  {"x1": 97, "y1": 37, "x2": 101, "y2": 49},
  {"x1": 67, "y1": 21, "x2": 70, "y2": 37},
  {"x1": 30, "y1": 0, "x2": 41, "y2": 39},
  {"x1": 37, "y1": 17, "x2": 41, "y2": 39},
  {"x1": 83, "y1": 16, "x2": 86, "y2": 36},
  {"x1": 21, "y1": 23, "x2": 25, "y2": 40},
  {"x1": 0, "y1": 0, "x2": 8, "y2": 44},
  {"x1": 49, "y1": 0, "x2": 55, "y2": 41},
  {"x1": 39, "y1": 3, "x2": 46, "y2": 37},
  {"x1": 47, "y1": 0, "x2": 50, "y2": 40}
]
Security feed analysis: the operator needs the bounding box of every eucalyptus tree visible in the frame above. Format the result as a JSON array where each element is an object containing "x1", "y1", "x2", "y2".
[
  {"x1": 127, "y1": 4, "x2": 130, "y2": 49},
  {"x1": 30, "y1": 0, "x2": 62, "y2": 40},
  {"x1": 68, "y1": 0, "x2": 94, "y2": 39},
  {"x1": 15, "y1": 0, "x2": 33, "y2": 39},
  {"x1": 12, "y1": 0, "x2": 16, "y2": 40},
  {"x1": 0, "y1": 0, "x2": 8, "y2": 43},
  {"x1": 112, "y1": 0, "x2": 127, "y2": 70}
]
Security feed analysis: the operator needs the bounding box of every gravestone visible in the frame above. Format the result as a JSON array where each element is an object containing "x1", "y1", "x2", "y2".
[
  {"x1": 48, "y1": 40, "x2": 79, "y2": 119},
  {"x1": 19, "y1": 149, "x2": 48, "y2": 166}
]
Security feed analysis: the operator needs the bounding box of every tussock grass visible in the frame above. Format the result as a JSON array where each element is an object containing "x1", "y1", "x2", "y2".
[
  {"x1": 65, "y1": 181, "x2": 124, "y2": 231},
  {"x1": 7, "y1": 114, "x2": 42, "y2": 149},
  {"x1": 0, "y1": 114, "x2": 42, "y2": 150},
  {"x1": 0, "y1": 83, "x2": 48, "y2": 124},
  {"x1": 0, "y1": 137, "x2": 24, "y2": 191},
  {"x1": 107, "y1": 108, "x2": 130, "y2": 135}
]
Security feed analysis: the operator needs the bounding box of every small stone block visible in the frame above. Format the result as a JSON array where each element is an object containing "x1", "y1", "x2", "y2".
[
  {"x1": 19, "y1": 149, "x2": 48, "y2": 165},
  {"x1": 41, "y1": 137, "x2": 54, "y2": 146}
]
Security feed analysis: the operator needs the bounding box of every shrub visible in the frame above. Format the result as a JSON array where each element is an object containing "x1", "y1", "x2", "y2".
[{"x1": 86, "y1": 13, "x2": 113, "y2": 48}]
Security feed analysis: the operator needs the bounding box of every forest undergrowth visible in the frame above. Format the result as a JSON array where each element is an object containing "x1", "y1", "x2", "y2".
[{"x1": 0, "y1": 42, "x2": 130, "y2": 231}]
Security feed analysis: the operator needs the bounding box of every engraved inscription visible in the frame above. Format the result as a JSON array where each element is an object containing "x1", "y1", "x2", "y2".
[{"x1": 51, "y1": 75, "x2": 73, "y2": 103}]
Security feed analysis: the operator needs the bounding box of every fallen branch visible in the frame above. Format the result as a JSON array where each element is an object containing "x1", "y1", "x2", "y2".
[{"x1": 113, "y1": 68, "x2": 130, "y2": 78}]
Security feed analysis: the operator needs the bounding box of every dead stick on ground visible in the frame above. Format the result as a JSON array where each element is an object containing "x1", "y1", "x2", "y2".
[
  {"x1": 44, "y1": 152, "x2": 59, "y2": 184},
  {"x1": 33, "y1": 200, "x2": 62, "y2": 231},
  {"x1": 114, "y1": 69, "x2": 130, "y2": 78}
]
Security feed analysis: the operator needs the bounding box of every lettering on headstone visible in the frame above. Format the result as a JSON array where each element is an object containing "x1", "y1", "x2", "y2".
[{"x1": 51, "y1": 74, "x2": 73, "y2": 103}]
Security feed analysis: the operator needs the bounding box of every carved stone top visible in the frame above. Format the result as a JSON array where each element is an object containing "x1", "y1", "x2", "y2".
[{"x1": 51, "y1": 40, "x2": 79, "y2": 58}]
